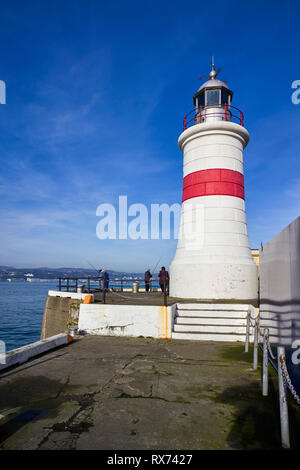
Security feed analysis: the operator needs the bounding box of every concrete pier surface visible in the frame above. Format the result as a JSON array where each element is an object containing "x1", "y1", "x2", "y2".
[
  {"x1": 0, "y1": 336, "x2": 299, "y2": 450},
  {"x1": 90, "y1": 291, "x2": 258, "y2": 306}
]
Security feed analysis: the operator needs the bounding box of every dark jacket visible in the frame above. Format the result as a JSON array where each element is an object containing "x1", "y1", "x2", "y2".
[
  {"x1": 158, "y1": 269, "x2": 169, "y2": 284},
  {"x1": 144, "y1": 270, "x2": 152, "y2": 282}
]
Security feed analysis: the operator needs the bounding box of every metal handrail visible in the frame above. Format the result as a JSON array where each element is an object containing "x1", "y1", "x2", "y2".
[
  {"x1": 245, "y1": 319, "x2": 291, "y2": 447},
  {"x1": 183, "y1": 103, "x2": 244, "y2": 130},
  {"x1": 57, "y1": 276, "x2": 161, "y2": 293},
  {"x1": 248, "y1": 325, "x2": 300, "y2": 449}
]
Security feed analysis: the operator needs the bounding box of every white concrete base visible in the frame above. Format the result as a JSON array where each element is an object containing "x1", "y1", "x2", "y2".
[
  {"x1": 169, "y1": 260, "x2": 258, "y2": 301},
  {"x1": 48, "y1": 290, "x2": 94, "y2": 301},
  {"x1": 0, "y1": 333, "x2": 73, "y2": 372},
  {"x1": 78, "y1": 303, "x2": 177, "y2": 339}
]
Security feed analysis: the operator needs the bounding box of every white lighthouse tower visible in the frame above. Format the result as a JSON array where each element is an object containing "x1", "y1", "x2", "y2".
[{"x1": 170, "y1": 61, "x2": 258, "y2": 303}]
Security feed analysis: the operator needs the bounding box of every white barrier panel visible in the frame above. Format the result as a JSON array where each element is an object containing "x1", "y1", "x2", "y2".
[
  {"x1": 0, "y1": 333, "x2": 73, "y2": 372},
  {"x1": 0, "y1": 340, "x2": 5, "y2": 365}
]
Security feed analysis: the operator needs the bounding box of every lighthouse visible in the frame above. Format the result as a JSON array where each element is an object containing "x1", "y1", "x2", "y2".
[{"x1": 170, "y1": 62, "x2": 258, "y2": 303}]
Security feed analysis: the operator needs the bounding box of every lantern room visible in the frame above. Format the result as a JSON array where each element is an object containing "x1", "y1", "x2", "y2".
[
  {"x1": 183, "y1": 63, "x2": 244, "y2": 129},
  {"x1": 193, "y1": 66, "x2": 233, "y2": 110}
]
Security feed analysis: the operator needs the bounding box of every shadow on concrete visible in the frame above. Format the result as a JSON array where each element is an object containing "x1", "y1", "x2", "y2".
[
  {"x1": 0, "y1": 375, "x2": 79, "y2": 445},
  {"x1": 0, "y1": 408, "x2": 53, "y2": 444},
  {"x1": 0, "y1": 350, "x2": 69, "y2": 379},
  {"x1": 218, "y1": 343, "x2": 254, "y2": 365},
  {"x1": 213, "y1": 380, "x2": 282, "y2": 450}
]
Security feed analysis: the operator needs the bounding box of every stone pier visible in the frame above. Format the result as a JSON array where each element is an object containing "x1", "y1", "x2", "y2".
[{"x1": 0, "y1": 336, "x2": 299, "y2": 450}]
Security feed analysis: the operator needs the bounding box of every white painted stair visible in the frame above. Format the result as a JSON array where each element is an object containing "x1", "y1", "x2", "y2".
[{"x1": 172, "y1": 303, "x2": 255, "y2": 342}]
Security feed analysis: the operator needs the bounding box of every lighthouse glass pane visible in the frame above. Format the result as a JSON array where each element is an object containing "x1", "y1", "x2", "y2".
[
  {"x1": 206, "y1": 89, "x2": 220, "y2": 106},
  {"x1": 197, "y1": 93, "x2": 204, "y2": 108},
  {"x1": 221, "y1": 90, "x2": 229, "y2": 105}
]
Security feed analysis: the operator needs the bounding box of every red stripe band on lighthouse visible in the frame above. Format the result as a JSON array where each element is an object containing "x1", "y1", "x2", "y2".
[{"x1": 182, "y1": 168, "x2": 245, "y2": 202}]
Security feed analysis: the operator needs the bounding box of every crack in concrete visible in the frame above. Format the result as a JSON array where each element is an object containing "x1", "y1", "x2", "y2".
[
  {"x1": 54, "y1": 376, "x2": 70, "y2": 399},
  {"x1": 38, "y1": 392, "x2": 95, "y2": 449},
  {"x1": 116, "y1": 350, "x2": 238, "y2": 368},
  {"x1": 37, "y1": 353, "x2": 143, "y2": 449},
  {"x1": 115, "y1": 391, "x2": 191, "y2": 404},
  {"x1": 32, "y1": 350, "x2": 230, "y2": 449}
]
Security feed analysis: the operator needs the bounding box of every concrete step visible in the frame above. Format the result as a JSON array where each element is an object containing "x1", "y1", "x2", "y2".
[
  {"x1": 175, "y1": 316, "x2": 246, "y2": 326},
  {"x1": 172, "y1": 303, "x2": 254, "y2": 342},
  {"x1": 176, "y1": 310, "x2": 248, "y2": 319},
  {"x1": 176, "y1": 303, "x2": 253, "y2": 312},
  {"x1": 171, "y1": 331, "x2": 247, "y2": 342},
  {"x1": 173, "y1": 324, "x2": 248, "y2": 334}
]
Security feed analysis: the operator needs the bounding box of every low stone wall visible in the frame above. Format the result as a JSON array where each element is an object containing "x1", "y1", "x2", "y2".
[
  {"x1": 41, "y1": 295, "x2": 82, "y2": 340},
  {"x1": 78, "y1": 303, "x2": 177, "y2": 339},
  {"x1": 0, "y1": 333, "x2": 73, "y2": 371}
]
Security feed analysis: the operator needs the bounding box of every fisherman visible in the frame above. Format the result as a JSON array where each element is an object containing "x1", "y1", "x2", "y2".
[
  {"x1": 104, "y1": 270, "x2": 109, "y2": 290},
  {"x1": 98, "y1": 268, "x2": 105, "y2": 290},
  {"x1": 158, "y1": 266, "x2": 169, "y2": 294},
  {"x1": 144, "y1": 269, "x2": 152, "y2": 292}
]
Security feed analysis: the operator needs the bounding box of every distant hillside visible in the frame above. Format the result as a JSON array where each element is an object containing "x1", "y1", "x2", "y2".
[{"x1": 0, "y1": 266, "x2": 147, "y2": 281}]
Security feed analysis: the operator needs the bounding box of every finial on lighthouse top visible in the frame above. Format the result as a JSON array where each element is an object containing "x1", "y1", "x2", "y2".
[
  {"x1": 193, "y1": 58, "x2": 233, "y2": 108},
  {"x1": 198, "y1": 57, "x2": 228, "y2": 91},
  {"x1": 209, "y1": 56, "x2": 217, "y2": 80}
]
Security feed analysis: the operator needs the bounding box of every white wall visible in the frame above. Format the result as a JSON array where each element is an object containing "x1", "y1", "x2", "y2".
[
  {"x1": 260, "y1": 216, "x2": 300, "y2": 345},
  {"x1": 78, "y1": 303, "x2": 177, "y2": 339}
]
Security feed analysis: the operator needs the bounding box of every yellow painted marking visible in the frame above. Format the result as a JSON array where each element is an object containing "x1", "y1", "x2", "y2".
[{"x1": 159, "y1": 306, "x2": 168, "y2": 339}]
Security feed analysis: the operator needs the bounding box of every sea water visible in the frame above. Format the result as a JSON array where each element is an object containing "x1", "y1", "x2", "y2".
[{"x1": 0, "y1": 282, "x2": 57, "y2": 352}]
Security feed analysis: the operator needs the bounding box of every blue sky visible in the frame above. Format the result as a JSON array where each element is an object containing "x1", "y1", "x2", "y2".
[{"x1": 0, "y1": 0, "x2": 300, "y2": 271}]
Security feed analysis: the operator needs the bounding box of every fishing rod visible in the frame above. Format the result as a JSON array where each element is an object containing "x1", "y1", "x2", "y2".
[
  {"x1": 85, "y1": 260, "x2": 100, "y2": 275},
  {"x1": 151, "y1": 256, "x2": 162, "y2": 275}
]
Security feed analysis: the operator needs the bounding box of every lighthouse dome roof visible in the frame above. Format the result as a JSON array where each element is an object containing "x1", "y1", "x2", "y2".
[{"x1": 198, "y1": 78, "x2": 229, "y2": 92}]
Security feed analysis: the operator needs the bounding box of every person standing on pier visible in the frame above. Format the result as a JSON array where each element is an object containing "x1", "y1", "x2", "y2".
[
  {"x1": 158, "y1": 267, "x2": 169, "y2": 294},
  {"x1": 104, "y1": 270, "x2": 109, "y2": 290},
  {"x1": 99, "y1": 269, "x2": 108, "y2": 291},
  {"x1": 144, "y1": 269, "x2": 152, "y2": 292}
]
